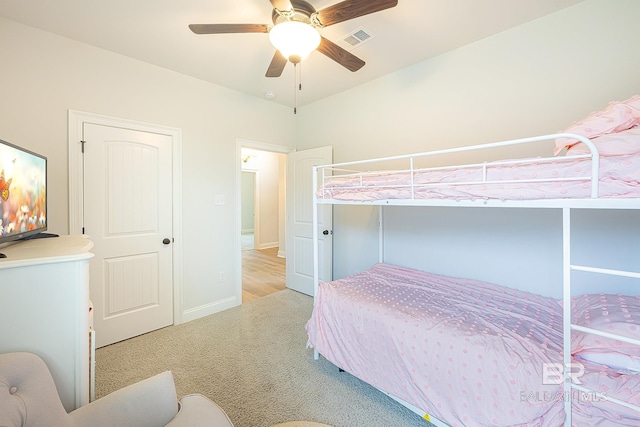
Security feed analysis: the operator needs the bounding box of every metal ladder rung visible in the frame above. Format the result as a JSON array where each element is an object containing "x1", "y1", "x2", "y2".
[
  {"x1": 572, "y1": 384, "x2": 640, "y2": 414},
  {"x1": 571, "y1": 324, "x2": 640, "y2": 347},
  {"x1": 570, "y1": 265, "x2": 640, "y2": 279}
]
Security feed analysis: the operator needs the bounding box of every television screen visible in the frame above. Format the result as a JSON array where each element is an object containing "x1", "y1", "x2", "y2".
[{"x1": 0, "y1": 138, "x2": 47, "y2": 245}]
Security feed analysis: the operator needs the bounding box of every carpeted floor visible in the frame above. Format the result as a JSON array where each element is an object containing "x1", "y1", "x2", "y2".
[{"x1": 95, "y1": 289, "x2": 433, "y2": 427}]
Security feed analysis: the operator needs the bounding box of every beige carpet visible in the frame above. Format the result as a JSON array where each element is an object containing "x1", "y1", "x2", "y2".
[
  {"x1": 271, "y1": 422, "x2": 333, "y2": 427},
  {"x1": 95, "y1": 289, "x2": 432, "y2": 427}
]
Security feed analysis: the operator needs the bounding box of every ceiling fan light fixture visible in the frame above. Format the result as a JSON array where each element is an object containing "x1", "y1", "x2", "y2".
[{"x1": 268, "y1": 21, "x2": 320, "y2": 63}]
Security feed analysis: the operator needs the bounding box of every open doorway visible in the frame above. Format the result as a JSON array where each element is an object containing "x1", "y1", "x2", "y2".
[{"x1": 236, "y1": 140, "x2": 293, "y2": 303}]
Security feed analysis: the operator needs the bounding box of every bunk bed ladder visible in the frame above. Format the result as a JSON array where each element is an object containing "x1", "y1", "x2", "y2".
[
  {"x1": 562, "y1": 208, "x2": 640, "y2": 426},
  {"x1": 312, "y1": 165, "x2": 320, "y2": 361},
  {"x1": 379, "y1": 206, "x2": 384, "y2": 263},
  {"x1": 562, "y1": 208, "x2": 571, "y2": 427}
]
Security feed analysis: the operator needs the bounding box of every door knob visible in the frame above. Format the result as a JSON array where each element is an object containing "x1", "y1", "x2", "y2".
[{"x1": 163, "y1": 238, "x2": 171, "y2": 245}]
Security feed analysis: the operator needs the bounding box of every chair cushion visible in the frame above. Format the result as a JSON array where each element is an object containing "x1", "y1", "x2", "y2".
[{"x1": 0, "y1": 352, "x2": 73, "y2": 427}]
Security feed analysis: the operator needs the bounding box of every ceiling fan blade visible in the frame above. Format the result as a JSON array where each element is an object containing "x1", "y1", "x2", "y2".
[
  {"x1": 270, "y1": 0, "x2": 293, "y2": 13},
  {"x1": 316, "y1": 0, "x2": 398, "y2": 27},
  {"x1": 189, "y1": 24, "x2": 269, "y2": 34},
  {"x1": 266, "y1": 50, "x2": 288, "y2": 77},
  {"x1": 317, "y1": 37, "x2": 365, "y2": 72}
]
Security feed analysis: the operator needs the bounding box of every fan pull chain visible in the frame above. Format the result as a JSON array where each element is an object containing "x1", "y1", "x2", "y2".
[
  {"x1": 292, "y1": 62, "x2": 303, "y2": 114},
  {"x1": 298, "y1": 61, "x2": 302, "y2": 91},
  {"x1": 293, "y1": 62, "x2": 297, "y2": 114}
]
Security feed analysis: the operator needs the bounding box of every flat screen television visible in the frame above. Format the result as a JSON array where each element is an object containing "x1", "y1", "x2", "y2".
[{"x1": 0, "y1": 138, "x2": 47, "y2": 256}]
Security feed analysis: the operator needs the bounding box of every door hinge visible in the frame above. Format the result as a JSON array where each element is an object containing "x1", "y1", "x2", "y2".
[
  {"x1": 80, "y1": 140, "x2": 86, "y2": 153},
  {"x1": 82, "y1": 227, "x2": 85, "y2": 234}
]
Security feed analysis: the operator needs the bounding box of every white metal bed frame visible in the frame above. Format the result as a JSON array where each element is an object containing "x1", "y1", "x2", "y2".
[{"x1": 310, "y1": 133, "x2": 640, "y2": 427}]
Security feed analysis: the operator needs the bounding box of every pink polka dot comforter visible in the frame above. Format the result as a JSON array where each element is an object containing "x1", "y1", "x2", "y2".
[
  {"x1": 317, "y1": 154, "x2": 640, "y2": 201},
  {"x1": 305, "y1": 263, "x2": 640, "y2": 426}
]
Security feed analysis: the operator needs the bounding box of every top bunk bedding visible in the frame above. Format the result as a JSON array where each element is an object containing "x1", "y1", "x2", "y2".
[
  {"x1": 317, "y1": 151, "x2": 640, "y2": 202},
  {"x1": 316, "y1": 97, "x2": 640, "y2": 205}
]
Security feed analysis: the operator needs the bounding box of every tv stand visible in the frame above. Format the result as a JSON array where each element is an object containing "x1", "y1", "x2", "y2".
[{"x1": 0, "y1": 235, "x2": 94, "y2": 411}]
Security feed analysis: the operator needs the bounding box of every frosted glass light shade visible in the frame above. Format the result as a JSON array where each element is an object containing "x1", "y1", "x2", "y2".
[{"x1": 269, "y1": 21, "x2": 321, "y2": 63}]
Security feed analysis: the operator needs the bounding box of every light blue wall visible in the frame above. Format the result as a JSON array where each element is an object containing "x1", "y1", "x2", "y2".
[
  {"x1": 382, "y1": 207, "x2": 563, "y2": 297},
  {"x1": 381, "y1": 207, "x2": 639, "y2": 299},
  {"x1": 331, "y1": 205, "x2": 640, "y2": 299},
  {"x1": 569, "y1": 209, "x2": 640, "y2": 297}
]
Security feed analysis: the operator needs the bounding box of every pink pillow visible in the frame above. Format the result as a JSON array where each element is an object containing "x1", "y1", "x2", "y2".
[
  {"x1": 554, "y1": 99, "x2": 638, "y2": 155},
  {"x1": 623, "y1": 94, "x2": 640, "y2": 119},
  {"x1": 566, "y1": 125, "x2": 640, "y2": 156},
  {"x1": 571, "y1": 293, "x2": 640, "y2": 357}
]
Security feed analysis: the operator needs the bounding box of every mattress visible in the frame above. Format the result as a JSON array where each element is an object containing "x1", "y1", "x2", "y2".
[
  {"x1": 305, "y1": 263, "x2": 640, "y2": 426},
  {"x1": 316, "y1": 153, "x2": 640, "y2": 202}
]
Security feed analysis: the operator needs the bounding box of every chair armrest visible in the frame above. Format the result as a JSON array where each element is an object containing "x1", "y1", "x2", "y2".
[
  {"x1": 165, "y1": 394, "x2": 234, "y2": 427},
  {"x1": 70, "y1": 371, "x2": 179, "y2": 427}
]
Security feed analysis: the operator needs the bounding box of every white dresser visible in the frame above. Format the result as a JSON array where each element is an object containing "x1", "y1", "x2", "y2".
[{"x1": 0, "y1": 234, "x2": 94, "y2": 412}]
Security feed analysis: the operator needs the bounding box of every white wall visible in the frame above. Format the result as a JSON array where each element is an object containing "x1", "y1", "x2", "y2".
[
  {"x1": 256, "y1": 150, "x2": 283, "y2": 249},
  {"x1": 294, "y1": 0, "x2": 640, "y2": 296},
  {"x1": 278, "y1": 154, "x2": 286, "y2": 258},
  {"x1": 240, "y1": 172, "x2": 255, "y2": 234},
  {"x1": 2, "y1": 0, "x2": 638, "y2": 318},
  {"x1": 241, "y1": 148, "x2": 284, "y2": 250},
  {"x1": 297, "y1": 0, "x2": 640, "y2": 160},
  {"x1": 0, "y1": 18, "x2": 295, "y2": 320}
]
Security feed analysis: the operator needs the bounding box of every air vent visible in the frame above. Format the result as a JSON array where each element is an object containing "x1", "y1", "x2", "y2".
[{"x1": 341, "y1": 27, "x2": 373, "y2": 49}]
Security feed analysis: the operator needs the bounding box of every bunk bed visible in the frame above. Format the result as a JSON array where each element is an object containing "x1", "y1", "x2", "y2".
[{"x1": 305, "y1": 97, "x2": 640, "y2": 427}]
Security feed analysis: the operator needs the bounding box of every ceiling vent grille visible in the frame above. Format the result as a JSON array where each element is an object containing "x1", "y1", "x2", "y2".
[{"x1": 341, "y1": 28, "x2": 373, "y2": 49}]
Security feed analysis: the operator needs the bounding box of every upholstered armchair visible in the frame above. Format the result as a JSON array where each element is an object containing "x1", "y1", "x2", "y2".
[{"x1": 0, "y1": 352, "x2": 234, "y2": 427}]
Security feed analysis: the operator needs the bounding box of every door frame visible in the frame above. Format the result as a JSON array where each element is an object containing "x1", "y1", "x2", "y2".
[
  {"x1": 235, "y1": 138, "x2": 294, "y2": 303},
  {"x1": 68, "y1": 110, "x2": 184, "y2": 324}
]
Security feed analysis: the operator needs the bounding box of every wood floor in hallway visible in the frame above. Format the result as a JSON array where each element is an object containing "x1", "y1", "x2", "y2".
[{"x1": 242, "y1": 247, "x2": 286, "y2": 302}]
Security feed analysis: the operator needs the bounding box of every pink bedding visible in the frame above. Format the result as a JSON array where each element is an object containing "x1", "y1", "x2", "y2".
[
  {"x1": 305, "y1": 263, "x2": 640, "y2": 426},
  {"x1": 317, "y1": 153, "x2": 640, "y2": 202},
  {"x1": 572, "y1": 360, "x2": 640, "y2": 426}
]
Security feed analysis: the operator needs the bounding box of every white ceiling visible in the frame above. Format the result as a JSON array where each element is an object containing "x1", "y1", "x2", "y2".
[{"x1": 0, "y1": 0, "x2": 584, "y2": 108}]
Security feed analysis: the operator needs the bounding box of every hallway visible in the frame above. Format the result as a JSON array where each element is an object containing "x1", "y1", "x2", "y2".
[{"x1": 242, "y1": 236, "x2": 286, "y2": 302}]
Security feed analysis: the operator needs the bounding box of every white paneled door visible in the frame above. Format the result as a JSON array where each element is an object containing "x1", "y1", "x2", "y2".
[
  {"x1": 286, "y1": 146, "x2": 333, "y2": 296},
  {"x1": 83, "y1": 123, "x2": 174, "y2": 347}
]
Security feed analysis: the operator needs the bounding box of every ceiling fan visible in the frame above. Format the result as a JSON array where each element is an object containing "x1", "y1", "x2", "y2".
[{"x1": 189, "y1": 0, "x2": 399, "y2": 78}]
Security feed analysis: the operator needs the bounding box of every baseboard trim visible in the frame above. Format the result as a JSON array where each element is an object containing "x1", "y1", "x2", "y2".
[
  {"x1": 180, "y1": 296, "x2": 239, "y2": 324},
  {"x1": 256, "y1": 241, "x2": 278, "y2": 250},
  {"x1": 277, "y1": 249, "x2": 286, "y2": 258}
]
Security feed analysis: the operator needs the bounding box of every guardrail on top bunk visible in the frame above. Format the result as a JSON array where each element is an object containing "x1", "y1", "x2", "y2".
[{"x1": 314, "y1": 133, "x2": 600, "y2": 200}]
